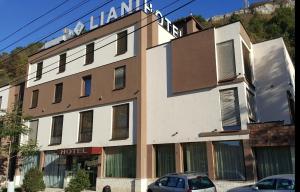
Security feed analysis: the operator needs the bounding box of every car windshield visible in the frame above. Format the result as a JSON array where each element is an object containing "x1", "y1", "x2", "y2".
[{"x1": 188, "y1": 176, "x2": 214, "y2": 190}]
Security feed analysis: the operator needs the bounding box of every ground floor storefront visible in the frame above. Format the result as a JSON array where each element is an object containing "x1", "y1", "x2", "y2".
[{"x1": 17, "y1": 122, "x2": 294, "y2": 192}]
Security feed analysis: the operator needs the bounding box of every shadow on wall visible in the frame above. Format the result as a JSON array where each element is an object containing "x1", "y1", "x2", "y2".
[{"x1": 254, "y1": 45, "x2": 292, "y2": 124}]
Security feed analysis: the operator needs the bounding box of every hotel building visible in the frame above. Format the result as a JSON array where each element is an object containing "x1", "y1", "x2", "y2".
[{"x1": 14, "y1": 10, "x2": 294, "y2": 192}]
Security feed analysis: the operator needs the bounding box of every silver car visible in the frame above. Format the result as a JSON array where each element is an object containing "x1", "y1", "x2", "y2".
[
  {"x1": 227, "y1": 174, "x2": 295, "y2": 192},
  {"x1": 147, "y1": 172, "x2": 217, "y2": 192}
]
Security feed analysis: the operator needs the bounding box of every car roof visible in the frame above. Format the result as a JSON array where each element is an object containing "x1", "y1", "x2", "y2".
[
  {"x1": 166, "y1": 172, "x2": 209, "y2": 179},
  {"x1": 262, "y1": 174, "x2": 295, "y2": 181}
]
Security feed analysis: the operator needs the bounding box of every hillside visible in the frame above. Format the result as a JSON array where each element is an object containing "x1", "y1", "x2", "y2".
[{"x1": 201, "y1": 6, "x2": 295, "y2": 63}]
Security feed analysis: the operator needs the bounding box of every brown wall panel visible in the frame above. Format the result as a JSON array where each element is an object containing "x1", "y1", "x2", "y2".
[
  {"x1": 23, "y1": 57, "x2": 139, "y2": 118},
  {"x1": 171, "y1": 29, "x2": 217, "y2": 94}
]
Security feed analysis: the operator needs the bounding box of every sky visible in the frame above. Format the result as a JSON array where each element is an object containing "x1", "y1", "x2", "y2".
[{"x1": 0, "y1": 0, "x2": 263, "y2": 54}]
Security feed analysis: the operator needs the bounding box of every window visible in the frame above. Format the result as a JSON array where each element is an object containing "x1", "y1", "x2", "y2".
[
  {"x1": 31, "y1": 90, "x2": 39, "y2": 108},
  {"x1": 287, "y1": 91, "x2": 295, "y2": 124},
  {"x1": 116, "y1": 30, "x2": 127, "y2": 55},
  {"x1": 242, "y1": 43, "x2": 253, "y2": 84},
  {"x1": 256, "y1": 179, "x2": 276, "y2": 190},
  {"x1": 217, "y1": 40, "x2": 236, "y2": 81},
  {"x1": 254, "y1": 146, "x2": 294, "y2": 179},
  {"x1": 156, "y1": 144, "x2": 175, "y2": 177},
  {"x1": 219, "y1": 88, "x2": 241, "y2": 130},
  {"x1": 81, "y1": 75, "x2": 91, "y2": 97},
  {"x1": 54, "y1": 83, "x2": 63, "y2": 103},
  {"x1": 50, "y1": 116, "x2": 63, "y2": 145},
  {"x1": 36, "y1": 62, "x2": 43, "y2": 80},
  {"x1": 156, "y1": 177, "x2": 168, "y2": 186},
  {"x1": 276, "y1": 179, "x2": 295, "y2": 190},
  {"x1": 112, "y1": 104, "x2": 129, "y2": 140},
  {"x1": 0, "y1": 96, "x2": 2, "y2": 109},
  {"x1": 114, "y1": 66, "x2": 126, "y2": 90},
  {"x1": 85, "y1": 42, "x2": 94, "y2": 65},
  {"x1": 59, "y1": 53, "x2": 66, "y2": 73},
  {"x1": 28, "y1": 120, "x2": 38, "y2": 143},
  {"x1": 183, "y1": 142, "x2": 208, "y2": 174},
  {"x1": 78, "y1": 110, "x2": 93, "y2": 142},
  {"x1": 105, "y1": 145, "x2": 136, "y2": 178},
  {"x1": 188, "y1": 177, "x2": 215, "y2": 190},
  {"x1": 247, "y1": 89, "x2": 256, "y2": 122},
  {"x1": 214, "y1": 141, "x2": 245, "y2": 180}
]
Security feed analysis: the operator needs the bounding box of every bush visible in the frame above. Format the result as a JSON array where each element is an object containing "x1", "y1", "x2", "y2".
[
  {"x1": 22, "y1": 167, "x2": 45, "y2": 192},
  {"x1": 65, "y1": 169, "x2": 90, "y2": 192}
]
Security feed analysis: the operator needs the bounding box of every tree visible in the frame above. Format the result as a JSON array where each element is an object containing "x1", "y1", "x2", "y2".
[
  {"x1": 65, "y1": 169, "x2": 90, "y2": 192},
  {"x1": 22, "y1": 167, "x2": 45, "y2": 192}
]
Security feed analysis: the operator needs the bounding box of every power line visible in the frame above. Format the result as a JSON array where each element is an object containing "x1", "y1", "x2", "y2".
[
  {"x1": 0, "y1": 0, "x2": 113, "y2": 64},
  {"x1": 0, "y1": 0, "x2": 152, "y2": 84},
  {"x1": 0, "y1": 0, "x2": 91, "y2": 53},
  {"x1": 0, "y1": 0, "x2": 196, "y2": 94},
  {"x1": 0, "y1": 0, "x2": 70, "y2": 43}
]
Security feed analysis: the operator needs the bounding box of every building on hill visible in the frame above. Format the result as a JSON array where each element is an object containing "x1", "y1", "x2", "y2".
[{"x1": 10, "y1": 9, "x2": 295, "y2": 192}]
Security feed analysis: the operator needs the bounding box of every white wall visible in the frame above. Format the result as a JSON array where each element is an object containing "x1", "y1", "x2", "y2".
[
  {"x1": 253, "y1": 38, "x2": 295, "y2": 124},
  {"x1": 158, "y1": 25, "x2": 174, "y2": 45},
  {"x1": 0, "y1": 85, "x2": 10, "y2": 115},
  {"x1": 146, "y1": 43, "x2": 249, "y2": 145},
  {"x1": 27, "y1": 25, "x2": 137, "y2": 88},
  {"x1": 25, "y1": 100, "x2": 136, "y2": 151},
  {"x1": 215, "y1": 22, "x2": 253, "y2": 81}
]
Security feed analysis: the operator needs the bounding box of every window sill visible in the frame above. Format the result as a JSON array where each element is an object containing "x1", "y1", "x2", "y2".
[
  {"x1": 76, "y1": 141, "x2": 92, "y2": 144},
  {"x1": 79, "y1": 95, "x2": 90, "y2": 98},
  {"x1": 52, "y1": 101, "x2": 61, "y2": 104},
  {"x1": 57, "y1": 71, "x2": 65, "y2": 74},
  {"x1": 48, "y1": 143, "x2": 61, "y2": 146},
  {"x1": 29, "y1": 106, "x2": 37, "y2": 109},
  {"x1": 83, "y1": 62, "x2": 93, "y2": 66},
  {"x1": 218, "y1": 76, "x2": 237, "y2": 83},
  {"x1": 34, "y1": 78, "x2": 41, "y2": 82},
  {"x1": 109, "y1": 137, "x2": 129, "y2": 141},
  {"x1": 115, "y1": 51, "x2": 127, "y2": 56},
  {"x1": 113, "y1": 87, "x2": 125, "y2": 91}
]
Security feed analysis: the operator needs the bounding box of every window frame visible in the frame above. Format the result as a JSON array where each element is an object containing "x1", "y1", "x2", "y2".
[
  {"x1": 50, "y1": 115, "x2": 64, "y2": 145},
  {"x1": 246, "y1": 88, "x2": 257, "y2": 122},
  {"x1": 114, "y1": 66, "x2": 126, "y2": 90},
  {"x1": 116, "y1": 30, "x2": 128, "y2": 55},
  {"x1": 81, "y1": 75, "x2": 92, "y2": 97},
  {"x1": 111, "y1": 103, "x2": 129, "y2": 140},
  {"x1": 217, "y1": 39, "x2": 237, "y2": 82},
  {"x1": 58, "y1": 53, "x2": 66, "y2": 73},
  {"x1": 242, "y1": 42, "x2": 254, "y2": 85},
  {"x1": 85, "y1": 42, "x2": 94, "y2": 65},
  {"x1": 28, "y1": 119, "x2": 39, "y2": 144},
  {"x1": 53, "y1": 83, "x2": 63, "y2": 104},
  {"x1": 30, "y1": 89, "x2": 39, "y2": 108},
  {"x1": 78, "y1": 110, "x2": 93, "y2": 143},
  {"x1": 36, "y1": 62, "x2": 43, "y2": 80}
]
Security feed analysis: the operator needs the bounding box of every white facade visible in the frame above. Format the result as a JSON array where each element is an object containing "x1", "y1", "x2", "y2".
[
  {"x1": 27, "y1": 25, "x2": 138, "y2": 88},
  {"x1": 253, "y1": 38, "x2": 295, "y2": 124},
  {"x1": 28, "y1": 100, "x2": 137, "y2": 151},
  {"x1": 0, "y1": 85, "x2": 10, "y2": 115},
  {"x1": 146, "y1": 43, "x2": 249, "y2": 145}
]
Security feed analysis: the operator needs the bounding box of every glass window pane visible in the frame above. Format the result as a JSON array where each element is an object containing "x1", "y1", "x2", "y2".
[
  {"x1": 214, "y1": 141, "x2": 245, "y2": 180},
  {"x1": 114, "y1": 66, "x2": 125, "y2": 90},
  {"x1": 220, "y1": 88, "x2": 241, "y2": 130},
  {"x1": 82, "y1": 76, "x2": 91, "y2": 97},
  {"x1": 257, "y1": 179, "x2": 276, "y2": 190},
  {"x1": 247, "y1": 90, "x2": 256, "y2": 122},
  {"x1": 112, "y1": 104, "x2": 129, "y2": 140},
  {"x1": 276, "y1": 179, "x2": 294, "y2": 190},
  {"x1": 105, "y1": 145, "x2": 136, "y2": 178},
  {"x1": 79, "y1": 110, "x2": 93, "y2": 142},
  {"x1": 183, "y1": 142, "x2": 208, "y2": 174},
  {"x1": 31, "y1": 90, "x2": 39, "y2": 108},
  {"x1": 242, "y1": 43, "x2": 253, "y2": 84},
  {"x1": 156, "y1": 144, "x2": 175, "y2": 177},
  {"x1": 51, "y1": 116, "x2": 63, "y2": 145},
  {"x1": 117, "y1": 30, "x2": 127, "y2": 55},
  {"x1": 28, "y1": 120, "x2": 38, "y2": 143},
  {"x1": 217, "y1": 40, "x2": 236, "y2": 81},
  {"x1": 54, "y1": 83, "x2": 63, "y2": 103},
  {"x1": 36, "y1": 62, "x2": 43, "y2": 80},
  {"x1": 59, "y1": 53, "x2": 66, "y2": 73},
  {"x1": 85, "y1": 43, "x2": 94, "y2": 65}
]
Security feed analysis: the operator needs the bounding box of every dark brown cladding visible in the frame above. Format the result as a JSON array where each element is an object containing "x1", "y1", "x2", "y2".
[
  {"x1": 23, "y1": 57, "x2": 139, "y2": 118},
  {"x1": 171, "y1": 28, "x2": 217, "y2": 94},
  {"x1": 29, "y1": 11, "x2": 144, "y2": 64}
]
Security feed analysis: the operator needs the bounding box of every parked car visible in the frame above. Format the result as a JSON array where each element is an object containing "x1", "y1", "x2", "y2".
[
  {"x1": 227, "y1": 174, "x2": 295, "y2": 192},
  {"x1": 147, "y1": 172, "x2": 217, "y2": 192}
]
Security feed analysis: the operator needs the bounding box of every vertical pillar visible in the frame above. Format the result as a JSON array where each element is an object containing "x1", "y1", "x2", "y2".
[
  {"x1": 206, "y1": 141, "x2": 215, "y2": 179},
  {"x1": 243, "y1": 140, "x2": 256, "y2": 181},
  {"x1": 175, "y1": 143, "x2": 183, "y2": 173},
  {"x1": 39, "y1": 151, "x2": 45, "y2": 171},
  {"x1": 99, "y1": 149, "x2": 106, "y2": 178},
  {"x1": 147, "y1": 145, "x2": 155, "y2": 178}
]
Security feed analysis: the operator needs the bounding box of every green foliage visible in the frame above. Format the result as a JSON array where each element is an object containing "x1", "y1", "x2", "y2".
[
  {"x1": 0, "y1": 42, "x2": 43, "y2": 87},
  {"x1": 22, "y1": 167, "x2": 45, "y2": 192},
  {"x1": 65, "y1": 169, "x2": 90, "y2": 192},
  {"x1": 229, "y1": 14, "x2": 241, "y2": 23}
]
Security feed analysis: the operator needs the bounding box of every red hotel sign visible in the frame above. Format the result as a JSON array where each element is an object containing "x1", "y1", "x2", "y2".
[{"x1": 57, "y1": 147, "x2": 102, "y2": 155}]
